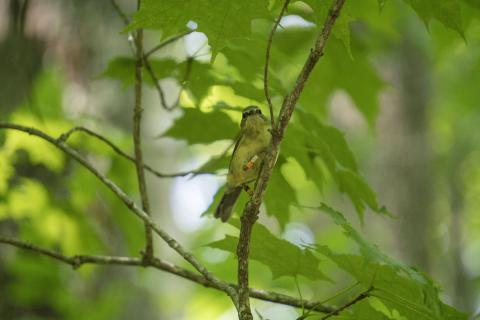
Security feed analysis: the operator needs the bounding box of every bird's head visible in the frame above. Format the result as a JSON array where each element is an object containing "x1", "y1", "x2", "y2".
[{"x1": 241, "y1": 105, "x2": 267, "y2": 132}]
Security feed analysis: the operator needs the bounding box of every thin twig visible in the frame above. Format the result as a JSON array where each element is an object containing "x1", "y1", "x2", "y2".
[
  {"x1": 109, "y1": 0, "x2": 191, "y2": 111},
  {"x1": 0, "y1": 236, "x2": 333, "y2": 313},
  {"x1": 297, "y1": 282, "x2": 360, "y2": 320},
  {"x1": 320, "y1": 287, "x2": 373, "y2": 319},
  {"x1": 143, "y1": 32, "x2": 195, "y2": 111},
  {"x1": 109, "y1": 0, "x2": 129, "y2": 25},
  {"x1": 264, "y1": 0, "x2": 291, "y2": 131},
  {"x1": 295, "y1": 276, "x2": 305, "y2": 316},
  {"x1": 143, "y1": 56, "x2": 193, "y2": 111},
  {"x1": 236, "y1": 1, "x2": 347, "y2": 319},
  {"x1": 144, "y1": 30, "x2": 194, "y2": 58},
  {"x1": 0, "y1": 123, "x2": 237, "y2": 302},
  {"x1": 58, "y1": 126, "x2": 215, "y2": 178}
]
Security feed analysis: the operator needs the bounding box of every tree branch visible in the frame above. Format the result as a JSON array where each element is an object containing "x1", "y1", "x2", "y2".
[
  {"x1": 58, "y1": 126, "x2": 215, "y2": 178},
  {"x1": 132, "y1": 3, "x2": 154, "y2": 259},
  {"x1": 236, "y1": 1, "x2": 347, "y2": 319},
  {"x1": 0, "y1": 122, "x2": 237, "y2": 301},
  {"x1": 0, "y1": 236, "x2": 333, "y2": 313},
  {"x1": 264, "y1": 0, "x2": 291, "y2": 130}
]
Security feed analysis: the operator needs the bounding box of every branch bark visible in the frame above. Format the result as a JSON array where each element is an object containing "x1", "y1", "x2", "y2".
[
  {"x1": 0, "y1": 122, "x2": 237, "y2": 301},
  {"x1": 236, "y1": 1, "x2": 346, "y2": 319},
  {"x1": 0, "y1": 236, "x2": 333, "y2": 313},
  {"x1": 132, "y1": 9, "x2": 154, "y2": 259}
]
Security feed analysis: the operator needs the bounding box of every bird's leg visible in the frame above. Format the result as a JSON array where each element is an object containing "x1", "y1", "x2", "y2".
[{"x1": 243, "y1": 184, "x2": 254, "y2": 196}]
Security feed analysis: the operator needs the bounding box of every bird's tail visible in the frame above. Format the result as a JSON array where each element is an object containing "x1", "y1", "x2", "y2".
[{"x1": 214, "y1": 186, "x2": 242, "y2": 222}]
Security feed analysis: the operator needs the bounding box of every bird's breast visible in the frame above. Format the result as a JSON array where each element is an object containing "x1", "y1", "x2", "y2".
[{"x1": 227, "y1": 128, "x2": 270, "y2": 188}]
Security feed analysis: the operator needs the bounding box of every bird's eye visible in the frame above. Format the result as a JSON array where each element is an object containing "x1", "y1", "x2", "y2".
[{"x1": 242, "y1": 112, "x2": 248, "y2": 119}]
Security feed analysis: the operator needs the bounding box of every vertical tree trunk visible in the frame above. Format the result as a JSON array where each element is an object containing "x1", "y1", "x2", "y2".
[
  {"x1": 376, "y1": 26, "x2": 433, "y2": 271},
  {"x1": 448, "y1": 140, "x2": 472, "y2": 311}
]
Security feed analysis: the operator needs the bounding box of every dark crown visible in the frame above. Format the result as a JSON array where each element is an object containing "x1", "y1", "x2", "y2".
[{"x1": 242, "y1": 105, "x2": 262, "y2": 119}]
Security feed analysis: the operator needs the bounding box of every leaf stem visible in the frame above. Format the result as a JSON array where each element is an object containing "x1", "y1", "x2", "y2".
[
  {"x1": 320, "y1": 286, "x2": 373, "y2": 320},
  {"x1": 264, "y1": 0, "x2": 291, "y2": 131}
]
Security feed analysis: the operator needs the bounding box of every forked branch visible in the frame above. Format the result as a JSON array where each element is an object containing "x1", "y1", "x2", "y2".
[{"x1": 236, "y1": 0, "x2": 347, "y2": 319}]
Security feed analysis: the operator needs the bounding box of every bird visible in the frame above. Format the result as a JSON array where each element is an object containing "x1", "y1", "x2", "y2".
[{"x1": 214, "y1": 105, "x2": 271, "y2": 222}]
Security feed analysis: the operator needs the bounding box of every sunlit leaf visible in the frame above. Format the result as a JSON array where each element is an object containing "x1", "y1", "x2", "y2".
[{"x1": 125, "y1": 0, "x2": 270, "y2": 60}]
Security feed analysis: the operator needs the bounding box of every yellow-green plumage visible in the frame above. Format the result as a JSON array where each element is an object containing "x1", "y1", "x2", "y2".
[{"x1": 214, "y1": 106, "x2": 271, "y2": 222}]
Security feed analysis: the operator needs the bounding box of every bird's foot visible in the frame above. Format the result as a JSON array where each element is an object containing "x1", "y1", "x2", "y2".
[{"x1": 243, "y1": 185, "x2": 254, "y2": 196}]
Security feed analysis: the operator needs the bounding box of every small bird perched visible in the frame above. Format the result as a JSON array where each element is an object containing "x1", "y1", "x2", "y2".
[{"x1": 214, "y1": 105, "x2": 271, "y2": 222}]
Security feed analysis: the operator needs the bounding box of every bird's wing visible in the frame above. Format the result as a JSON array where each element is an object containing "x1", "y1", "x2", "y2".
[{"x1": 228, "y1": 131, "x2": 244, "y2": 172}]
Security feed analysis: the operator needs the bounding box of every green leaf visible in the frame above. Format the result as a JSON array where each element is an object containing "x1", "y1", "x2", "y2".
[
  {"x1": 298, "y1": 111, "x2": 358, "y2": 173},
  {"x1": 125, "y1": 0, "x2": 270, "y2": 60},
  {"x1": 402, "y1": 0, "x2": 465, "y2": 38},
  {"x1": 350, "y1": 300, "x2": 392, "y2": 320},
  {"x1": 282, "y1": 124, "x2": 327, "y2": 192},
  {"x1": 378, "y1": 0, "x2": 388, "y2": 10},
  {"x1": 101, "y1": 57, "x2": 215, "y2": 102},
  {"x1": 100, "y1": 56, "x2": 137, "y2": 88},
  {"x1": 162, "y1": 107, "x2": 238, "y2": 144},
  {"x1": 208, "y1": 221, "x2": 330, "y2": 281},
  {"x1": 184, "y1": 59, "x2": 218, "y2": 102},
  {"x1": 264, "y1": 157, "x2": 298, "y2": 228},
  {"x1": 332, "y1": 299, "x2": 392, "y2": 319},
  {"x1": 300, "y1": 0, "x2": 354, "y2": 58},
  {"x1": 289, "y1": 112, "x2": 385, "y2": 221},
  {"x1": 195, "y1": 152, "x2": 230, "y2": 174},
  {"x1": 220, "y1": 30, "x2": 288, "y2": 99},
  {"x1": 300, "y1": 37, "x2": 384, "y2": 125},
  {"x1": 318, "y1": 203, "x2": 401, "y2": 270},
  {"x1": 336, "y1": 169, "x2": 384, "y2": 222},
  {"x1": 318, "y1": 247, "x2": 468, "y2": 320},
  {"x1": 100, "y1": 56, "x2": 178, "y2": 87}
]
